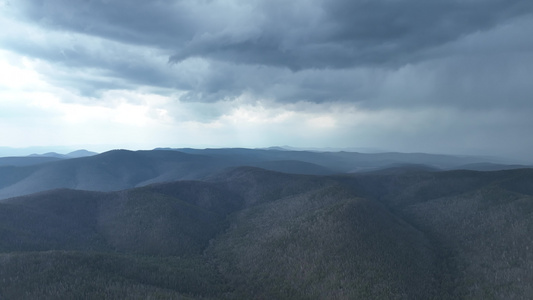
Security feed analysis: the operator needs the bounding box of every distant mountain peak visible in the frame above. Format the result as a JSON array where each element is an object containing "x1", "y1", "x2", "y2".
[
  {"x1": 66, "y1": 150, "x2": 98, "y2": 158},
  {"x1": 27, "y1": 150, "x2": 98, "y2": 159},
  {"x1": 260, "y1": 146, "x2": 288, "y2": 151},
  {"x1": 29, "y1": 152, "x2": 65, "y2": 158}
]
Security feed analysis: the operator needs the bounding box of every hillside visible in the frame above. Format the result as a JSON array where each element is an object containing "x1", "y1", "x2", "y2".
[
  {"x1": 0, "y1": 181, "x2": 240, "y2": 299},
  {"x1": 0, "y1": 156, "x2": 62, "y2": 167},
  {"x1": 1, "y1": 166, "x2": 533, "y2": 298},
  {"x1": 0, "y1": 148, "x2": 512, "y2": 200},
  {"x1": 0, "y1": 150, "x2": 216, "y2": 200},
  {"x1": 339, "y1": 168, "x2": 533, "y2": 298},
  {"x1": 0, "y1": 180, "x2": 241, "y2": 256},
  {"x1": 208, "y1": 184, "x2": 438, "y2": 299}
]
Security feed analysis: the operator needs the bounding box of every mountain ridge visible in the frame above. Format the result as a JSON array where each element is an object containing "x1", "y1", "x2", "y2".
[{"x1": 1, "y1": 148, "x2": 526, "y2": 201}]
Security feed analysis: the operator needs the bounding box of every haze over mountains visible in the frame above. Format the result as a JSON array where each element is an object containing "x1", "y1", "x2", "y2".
[
  {"x1": 0, "y1": 150, "x2": 98, "y2": 167},
  {"x1": 0, "y1": 148, "x2": 528, "y2": 201},
  {"x1": 0, "y1": 148, "x2": 532, "y2": 298}
]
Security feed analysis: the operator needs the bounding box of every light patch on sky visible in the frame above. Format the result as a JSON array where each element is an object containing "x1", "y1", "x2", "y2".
[{"x1": 0, "y1": 54, "x2": 41, "y2": 90}]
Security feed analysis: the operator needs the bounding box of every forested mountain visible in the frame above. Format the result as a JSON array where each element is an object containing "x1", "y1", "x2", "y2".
[
  {"x1": 0, "y1": 148, "x2": 525, "y2": 200},
  {"x1": 0, "y1": 150, "x2": 215, "y2": 200},
  {"x1": 1, "y1": 164, "x2": 533, "y2": 299}
]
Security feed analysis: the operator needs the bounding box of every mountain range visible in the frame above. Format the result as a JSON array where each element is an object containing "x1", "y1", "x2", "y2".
[
  {"x1": 0, "y1": 148, "x2": 528, "y2": 200},
  {"x1": 0, "y1": 148, "x2": 532, "y2": 298}
]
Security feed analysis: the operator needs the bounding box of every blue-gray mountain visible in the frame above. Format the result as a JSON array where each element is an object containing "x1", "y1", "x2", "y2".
[{"x1": 0, "y1": 148, "x2": 527, "y2": 200}]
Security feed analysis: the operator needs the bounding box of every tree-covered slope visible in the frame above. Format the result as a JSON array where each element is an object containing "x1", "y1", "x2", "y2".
[
  {"x1": 0, "y1": 251, "x2": 227, "y2": 299},
  {"x1": 339, "y1": 168, "x2": 533, "y2": 299},
  {"x1": 1, "y1": 166, "x2": 533, "y2": 299},
  {"x1": 208, "y1": 185, "x2": 439, "y2": 299},
  {"x1": 0, "y1": 180, "x2": 240, "y2": 299}
]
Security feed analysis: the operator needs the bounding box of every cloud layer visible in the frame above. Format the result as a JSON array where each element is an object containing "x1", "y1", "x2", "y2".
[{"x1": 1, "y1": 0, "x2": 533, "y2": 160}]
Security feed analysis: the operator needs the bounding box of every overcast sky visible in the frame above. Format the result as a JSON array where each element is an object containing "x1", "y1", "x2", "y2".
[{"x1": 1, "y1": 0, "x2": 533, "y2": 160}]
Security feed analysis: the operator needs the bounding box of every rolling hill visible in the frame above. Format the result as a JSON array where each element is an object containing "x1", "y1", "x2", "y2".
[
  {"x1": 1, "y1": 164, "x2": 533, "y2": 298},
  {"x1": 0, "y1": 148, "x2": 521, "y2": 201},
  {"x1": 0, "y1": 150, "x2": 215, "y2": 200},
  {"x1": 0, "y1": 180, "x2": 240, "y2": 299}
]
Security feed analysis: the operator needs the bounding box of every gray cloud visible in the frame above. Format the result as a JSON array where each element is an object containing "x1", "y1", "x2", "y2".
[
  {"x1": 5, "y1": 0, "x2": 533, "y2": 111},
  {"x1": 12, "y1": 0, "x2": 194, "y2": 49},
  {"x1": 169, "y1": 0, "x2": 533, "y2": 69},
  {"x1": 13, "y1": 0, "x2": 533, "y2": 69}
]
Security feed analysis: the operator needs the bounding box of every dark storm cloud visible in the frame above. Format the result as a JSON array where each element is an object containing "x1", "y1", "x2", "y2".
[
  {"x1": 12, "y1": 0, "x2": 194, "y2": 49},
  {"x1": 176, "y1": 61, "x2": 377, "y2": 104},
  {"x1": 13, "y1": 0, "x2": 533, "y2": 69},
  {"x1": 6, "y1": 0, "x2": 533, "y2": 107},
  {"x1": 170, "y1": 0, "x2": 533, "y2": 69}
]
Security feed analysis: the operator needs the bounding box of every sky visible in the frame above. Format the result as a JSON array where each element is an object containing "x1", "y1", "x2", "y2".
[{"x1": 1, "y1": 0, "x2": 533, "y2": 161}]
